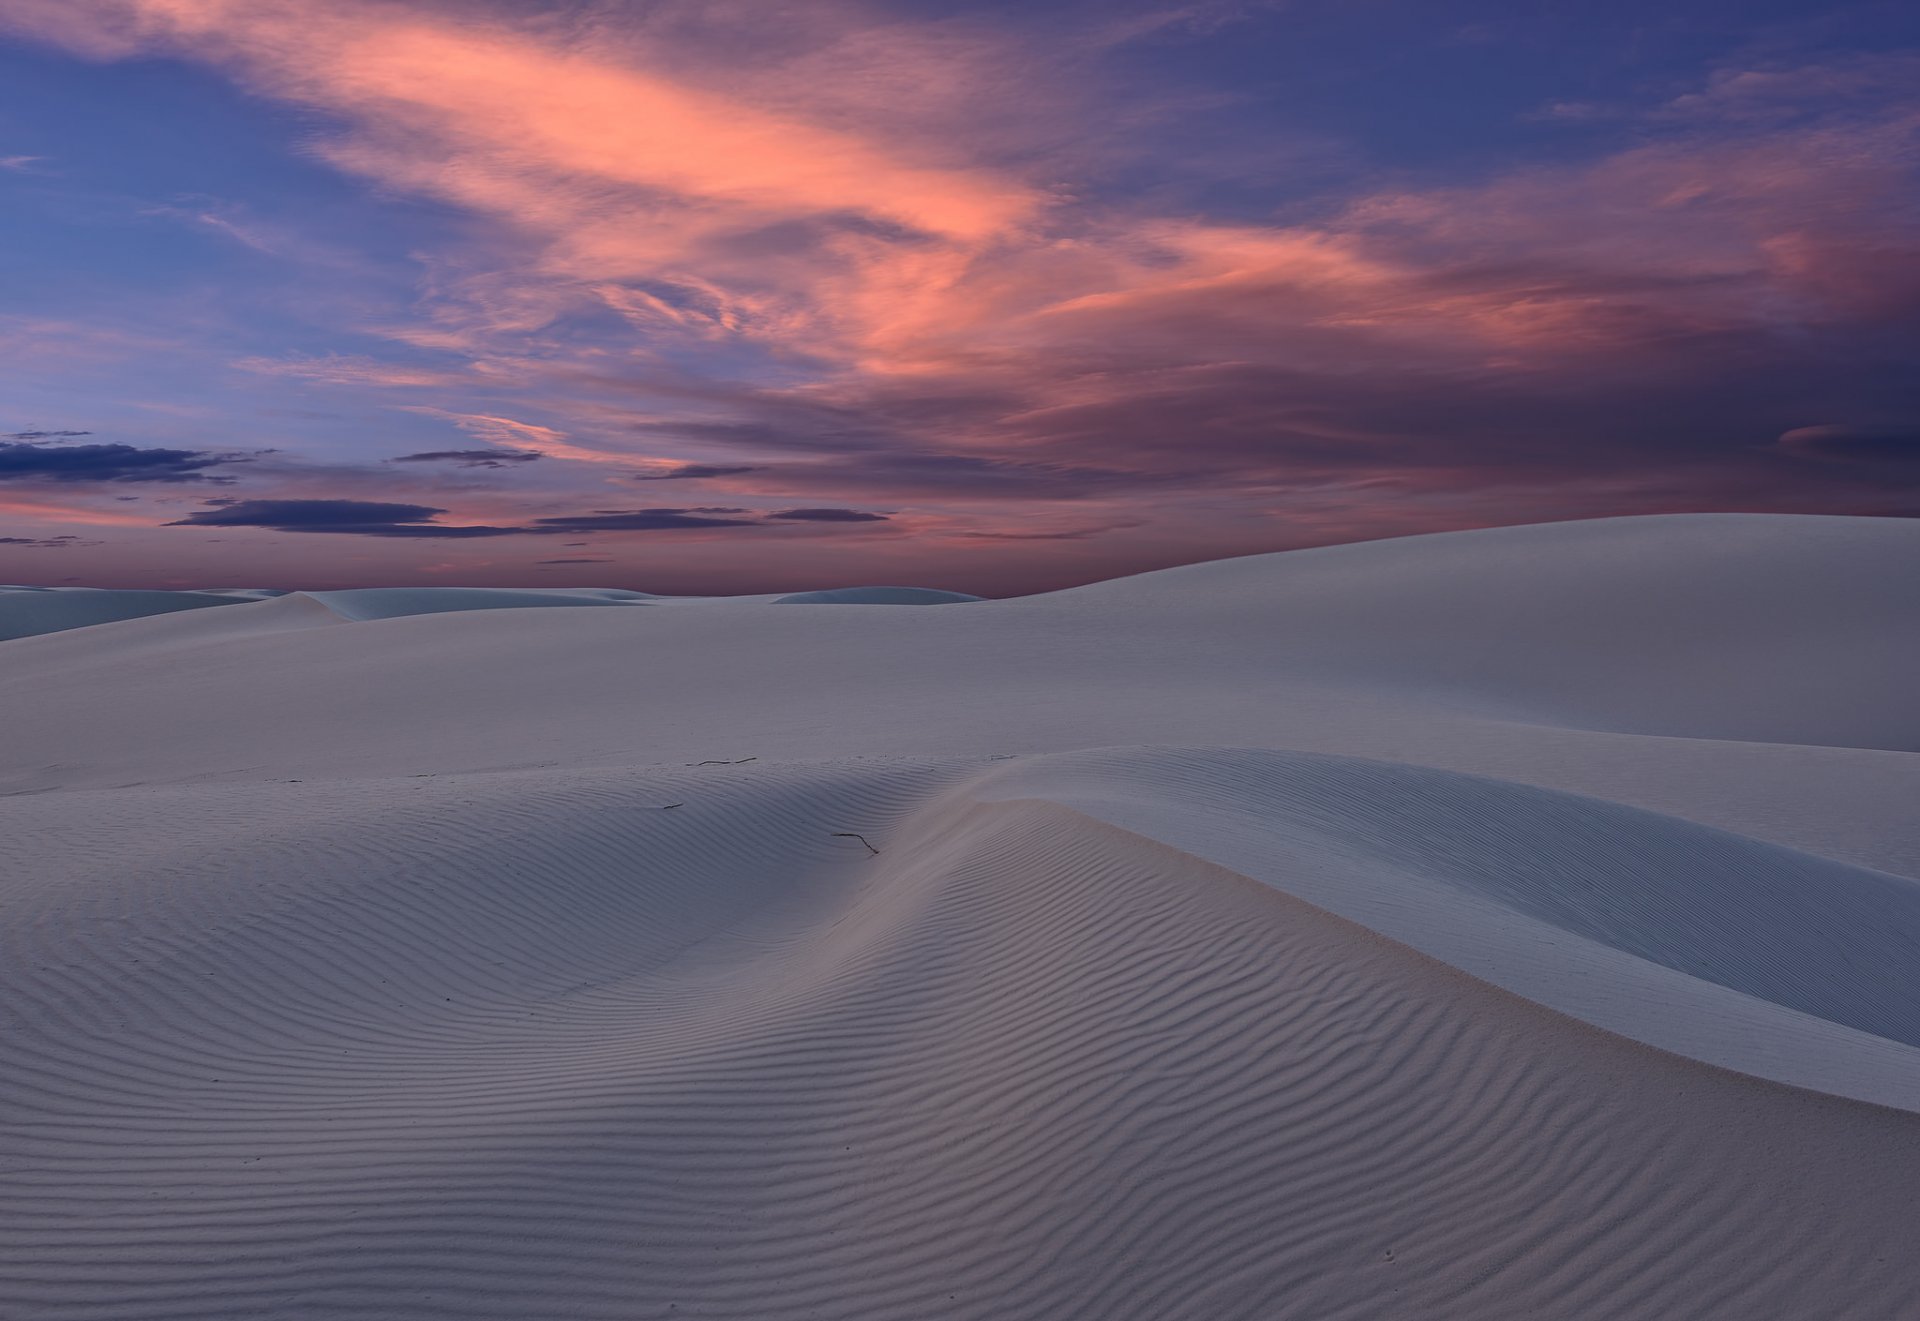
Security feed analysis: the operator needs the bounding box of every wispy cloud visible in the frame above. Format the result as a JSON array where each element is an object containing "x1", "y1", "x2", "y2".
[
  {"x1": 234, "y1": 355, "x2": 470, "y2": 388},
  {"x1": 396, "y1": 408, "x2": 637, "y2": 467}
]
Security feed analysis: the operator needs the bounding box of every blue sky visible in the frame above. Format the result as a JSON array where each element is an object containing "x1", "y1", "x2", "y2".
[{"x1": 1, "y1": 0, "x2": 1915, "y2": 591}]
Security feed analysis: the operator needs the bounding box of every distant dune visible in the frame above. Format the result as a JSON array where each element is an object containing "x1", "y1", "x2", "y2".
[
  {"x1": 771, "y1": 585, "x2": 984, "y2": 604},
  {"x1": 0, "y1": 581, "x2": 981, "y2": 637},
  {"x1": 0, "y1": 584, "x2": 249, "y2": 640},
  {"x1": 3, "y1": 514, "x2": 1918, "y2": 1319}
]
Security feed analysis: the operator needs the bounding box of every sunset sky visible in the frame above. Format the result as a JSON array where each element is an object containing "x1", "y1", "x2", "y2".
[{"x1": 2, "y1": 0, "x2": 1916, "y2": 593}]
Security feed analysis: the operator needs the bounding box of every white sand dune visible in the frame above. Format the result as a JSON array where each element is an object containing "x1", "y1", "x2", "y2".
[
  {"x1": 3, "y1": 513, "x2": 1918, "y2": 1318},
  {"x1": 0, "y1": 581, "x2": 978, "y2": 639},
  {"x1": 306, "y1": 586, "x2": 658, "y2": 620},
  {"x1": 0, "y1": 585, "x2": 657, "y2": 637}
]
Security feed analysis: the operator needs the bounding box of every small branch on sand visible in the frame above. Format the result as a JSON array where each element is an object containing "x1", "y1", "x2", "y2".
[
  {"x1": 659, "y1": 803, "x2": 683, "y2": 810},
  {"x1": 833, "y1": 832, "x2": 880, "y2": 855},
  {"x1": 688, "y1": 757, "x2": 758, "y2": 766}
]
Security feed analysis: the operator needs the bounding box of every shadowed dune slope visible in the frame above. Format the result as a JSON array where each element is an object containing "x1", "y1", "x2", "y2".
[
  {"x1": 0, "y1": 586, "x2": 243, "y2": 641},
  {"x1": 7, "y1": 764, "x2": 1920, "y2": 1320}
]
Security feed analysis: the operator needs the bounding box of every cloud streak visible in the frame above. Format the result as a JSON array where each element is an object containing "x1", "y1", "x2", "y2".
[
  {"x1": 766, "y1": 507, "x2": 890, "y2": 523},
  {"x1": 392, "y1": 449, "x2": 542, "y2": 468},
  {"x1": 632, "y1": 463, "x2": 764, "y2": 481},
  {"x1": 0, "y1": 437, "x2": 246, "y2": 483},
  {"x1": 163, "y1": 496, "x2": 888, "y2": 538},
  {"x1": 0, "y1": 534, "x2": 89, "y2": 547}
]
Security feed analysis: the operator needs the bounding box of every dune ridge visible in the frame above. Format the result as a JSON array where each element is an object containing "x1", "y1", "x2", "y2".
[
  {"x1": 0, "y1": 581, "x2": 985, "y2": 639},
  {"x1": 4, "y1": 513, "x2": 1918, "y2": 1318}
]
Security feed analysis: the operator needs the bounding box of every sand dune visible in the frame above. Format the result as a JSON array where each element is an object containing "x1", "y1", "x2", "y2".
[
  {"x1": 772, "y1": 585, "x2": 985, "y2": 604},
  {"x1": 4, "y1": 514, "x2": 1918, "y2": 1318},
  {"x1": 0, "y1": 585, "x2": 247, "y2": 641},
  {"x1": 0, "y1": 581, "x2": 979, "y2": 638}
]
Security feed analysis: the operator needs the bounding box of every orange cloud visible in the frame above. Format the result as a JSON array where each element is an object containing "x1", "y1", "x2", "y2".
[{"x1": 332, "y1": 22, "x2": 1030, "y2": 240}]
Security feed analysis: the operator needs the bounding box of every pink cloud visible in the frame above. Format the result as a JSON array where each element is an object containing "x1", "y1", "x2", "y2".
[
  {"x1": 0, "y1": 493, "x2": 160, "y2": 527},
  {"x1": 234, "y1": 354, "x2": 470, "y2": 389},
  {"x1": 396, "y1": 408, "x2": 639, "y2": 468}
]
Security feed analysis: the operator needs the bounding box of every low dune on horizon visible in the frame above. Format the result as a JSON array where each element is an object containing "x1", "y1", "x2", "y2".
[{"x1": 4, "y1": 511, "x2": 1920, "y2": 1319}]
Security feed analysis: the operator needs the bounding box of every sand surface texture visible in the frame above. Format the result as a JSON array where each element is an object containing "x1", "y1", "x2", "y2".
[{"x1": 4, "y1": 513, "x2": 1918, "y2": 1319}]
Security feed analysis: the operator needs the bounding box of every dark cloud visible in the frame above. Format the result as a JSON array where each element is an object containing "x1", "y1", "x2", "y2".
[
  {"x1": 527, "y1": 508, "x2": 759, "y2": 532},
  {"x1": 169, "y1": 499, "x2": 452, "y2": 530},
  {"x1": 766, "y1": 507, "x2": 891, "y2": 522},
  {"x1": 1778, "y1": 425, "x2": 1920, "y2": 464},
  {"x1": 391, "y1": 449, "x2": 543, "y2": 468},
  {"x1": 0, "y1": 438, "x2": 244, "y2": 484},
  {"x1": 2, "y1": 430, "x2": 91, "y2": 441},
  {"x1": 165, "y1": 499, "x2": 764, "y2": 537},
  {"x1": 537, "y1": 557, "x2": 614, "y2": 564},
  {"x1": 0, "y1": 534, "x2": 86, "y2": 547},
  {"x1": 632, "y1": 463, "x2": 764, "y2": 480},
  {"x1": 166, "y1": 501, "x2": 524, "y2": 538}
]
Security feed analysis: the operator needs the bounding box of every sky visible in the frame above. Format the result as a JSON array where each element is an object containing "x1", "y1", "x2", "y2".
[{"x1": 1, "y1": 0, "x2": 1916, "y2": 594}]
